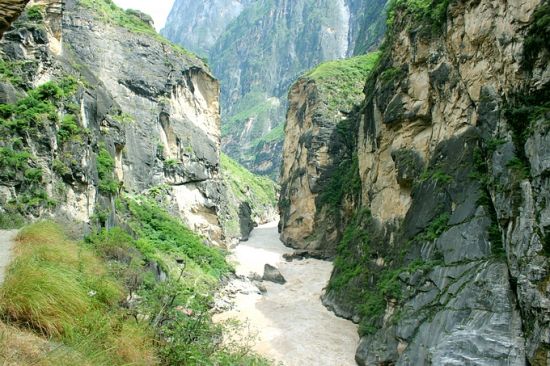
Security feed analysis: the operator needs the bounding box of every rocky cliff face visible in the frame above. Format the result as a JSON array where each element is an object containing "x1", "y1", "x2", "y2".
[
  {"x1": 160, "y1": 0, "x2": 252, "y2": 57},
  {"x1": 0, "y1": 0, "x2": 274, "y2": 244},
  {"x1": 163, "y1": 0, "x2": 388, "y2": 179},
  {"x1": 279, "y1": 53, "x2": 379, "y2": 254},
  {"x1": 0, "y1": 0, "x2": 30, "y2": 38},
  {"x1": 280, "y1": 0, "x2": 550, "y2": 364}
]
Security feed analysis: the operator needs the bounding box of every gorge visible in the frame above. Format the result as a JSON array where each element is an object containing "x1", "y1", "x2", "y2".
[{"x1": 0, "y1": 0, "x2": 549, "y2": 365}]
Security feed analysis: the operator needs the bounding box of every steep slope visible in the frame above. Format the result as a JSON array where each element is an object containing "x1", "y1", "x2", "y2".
[
  {"x1": 279, "y1": 0, "x2": 550, "y2": 364},
  {"x1": 163, "y1": 0, "x2": 388, "y2": 179},
  {"x1": 0, "y1": 0, "x2": 30, "y2": 38},
  {"x1": 0, "y1": 0, "x2": 276, "y2": 244},
  {"x1": 279, "y1": 52, "x2": 380, "y2": 255},
  {"x1": 160, "y1": 0, "x2": 252, "y2": 57}
]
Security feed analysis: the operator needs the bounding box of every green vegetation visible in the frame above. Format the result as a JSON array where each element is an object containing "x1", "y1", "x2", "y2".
[
  {"x1": 326, "y1": 209, "x2": 445, "y2": 336},
  {"x1": 418, "y1": 169, "x2": 453, "y2": 185},
  {"x1": 471, "y1": 147, "x2": 506, "y2": 258},
  {"x1": 0, "y1": 59, "x2": 25, "y2": 86},
  {"x1": 318, "y1": 154, "x2": 361, "y2": 209},
  {"x1": 387, "y1": 0, "x2": 450, "y2": 31},
  {"x1": 306, "y1": 52, "x2": 381, "y2": 113},
  {"x1": 219, "y1": 154, "x2": 279, "y2": 239},
  {"x1": 163, "y1": 158, "x2": 179, "y2": 170},
  {"x1": 379, "y1": 67, "x2": 403, "y2": 84},
  {"x1": 0, "y1": 209, "x2": 270, "y2": 365},
  {"x1": 111, "y1": 112, "x2": 135, "y2": 125},
  {"x1": 221, "y1": 153, "x2": 278, "y2": 208},
  {"x1": 0, "y1": 221, "x2": 156, "y2": 365},
  {"x1": 261, "y1": 123, "x2": 285, "y2": 143},
  {"x1": 58, "y1": 115, "x2": 83, "y2": 143},
  {"x1": 504, "y1": 84, "x2": 549, "y2": 170},
  {"x1": 26, "y1": 5, "x2": 45, "y2": 22},
  {"x1": 79, "y1": 0, "x2": 199, "y2": 60},
  {"x1": 126, "y1": 195, "x2": 232, "y2": 278},
  {"x1": 308, "y1": 55, "x2": 382, "y2": 211},
  {"x1": 328, "y1": 209, "x2": 372, "y2": 293},
  {"x1": 222, "y1": 91, "x2": 281, "y2": 138},
  {"x1": 96, "y1": 146, "x2": 119, "y2": 195},
  {"x1": 415, "y1": 212, "x2": 449, "y2": 242}
]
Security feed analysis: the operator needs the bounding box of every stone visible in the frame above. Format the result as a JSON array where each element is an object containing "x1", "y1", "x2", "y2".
[{"x1": 262, "y1": 264, "x2": 286, "y2": 284}]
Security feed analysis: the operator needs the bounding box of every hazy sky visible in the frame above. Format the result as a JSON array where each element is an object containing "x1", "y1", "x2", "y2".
[{"x1": 112, "y1": 0, "x2": 176, "y2": 31}]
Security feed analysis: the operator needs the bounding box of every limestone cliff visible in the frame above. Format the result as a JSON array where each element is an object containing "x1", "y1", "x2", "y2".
[
  {"x1": 0, "y1": 0, "x2": 274, "y2": 244},
  {"x1": 163, "y1": 0, "x2": 388, "y2": 179},
  {"x1": 280, "y1": 0, "x2": 550, "y2": 364}
]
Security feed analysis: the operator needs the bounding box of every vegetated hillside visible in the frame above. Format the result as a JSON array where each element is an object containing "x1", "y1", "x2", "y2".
[
  {"x1": 220, "y1": 153, "x2": 279, "y2": 241},
  {"x1": 163, "y1": 0, "x2": 388, "y2": 179},
  {"x1": 0, "y1": 1, "x2": 278, "y2": 364},
  {"x1": 279, "y1": 0, "x2": 550, "y2": 363}
]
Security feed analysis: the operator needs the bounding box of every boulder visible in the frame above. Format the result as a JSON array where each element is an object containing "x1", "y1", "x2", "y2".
[{"x1": 262, "y1": 264, "x2": 286, "y2": 284}]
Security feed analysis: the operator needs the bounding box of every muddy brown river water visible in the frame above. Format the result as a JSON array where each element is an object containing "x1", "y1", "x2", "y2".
[{"x1": 214, "y1": 221, "x2": 359, "y2": 366}]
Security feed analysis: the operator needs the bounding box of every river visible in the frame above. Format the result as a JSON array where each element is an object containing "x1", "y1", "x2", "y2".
[{"x1": 214, "y1": 221, "x2": 359, "y2": 366}]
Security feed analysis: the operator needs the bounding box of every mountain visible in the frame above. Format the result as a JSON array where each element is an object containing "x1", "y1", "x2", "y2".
[
  {"x1": 162, "y1": 0, "x2": 388, "y2": 179},
  {"x1": 0, "y1": 0, "x2": 277, "y2": 245},
  {"x1": 279, "y1": 0, "x2": 550, "y2": 364},
  {"x1": 160, "y1": 0, "x2": 252, "y2": 57}
]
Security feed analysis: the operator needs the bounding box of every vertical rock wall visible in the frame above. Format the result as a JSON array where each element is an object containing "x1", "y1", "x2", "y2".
[{"x1": 279, "y1": 0, "x2": 549, "y2": 363}]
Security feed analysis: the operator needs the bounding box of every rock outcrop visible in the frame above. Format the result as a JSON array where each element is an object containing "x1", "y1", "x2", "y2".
[
  {"x1": 163, "y1": 0, "x2": 388, "y2": 179},
  {"x1": 0, "y1": 0, "x2": 276, "y2": 244},
  {"x1": 262, "y1": 263, "x2": 286, "y2": 284},
  {"x1": 280, "y1": 53, "x2": 380, "y2": 254},
  {"x1": 279, "y1": 0, "x2": 550, "y2": 364},
  {"x1": 0, "y1": 0, "x2": 30, "y2": 38}
]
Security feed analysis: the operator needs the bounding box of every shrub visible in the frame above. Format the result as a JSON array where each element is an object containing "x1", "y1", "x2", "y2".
[
  {"x1": 26, "y1": 5, "x2": 44, "y2": 22},
  {"x1": 57, "y1": 115, "x2": 81, "y2": 143},
  {"x1": 96, "y1": 146, "x2": 119, "y2": 195}
]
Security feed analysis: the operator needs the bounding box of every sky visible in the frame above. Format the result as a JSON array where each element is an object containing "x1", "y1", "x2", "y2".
[{"x1": 111, "y1": 0, "x2": 176, "y2": 31}]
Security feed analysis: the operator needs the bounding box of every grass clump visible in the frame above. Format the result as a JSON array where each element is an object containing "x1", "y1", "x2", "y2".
[
  {"x1": 0, "y1": 221, "x2": 156, "y2": 365},
  {"x1": 26, "y1": 5, "x2": 45, "y2": 22}
]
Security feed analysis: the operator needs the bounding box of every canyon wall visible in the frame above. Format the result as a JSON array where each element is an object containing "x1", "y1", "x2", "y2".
[
  {"x1": 0, "y1": 0, "x2": 276, "y2": 244},
  {"x1": 163, "y1": 0, "x2": 388, "y2": 179},
  {"x1": 280, "y1": 0, "x2": 550, "y2": 364}
]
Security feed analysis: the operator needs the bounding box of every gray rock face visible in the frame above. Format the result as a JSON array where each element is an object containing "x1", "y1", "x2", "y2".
[
  {"x1": 262, "y1": 264, "x2": 286, "y2": 284},
  {"x1": 161, "y1": 0, "x2": 251, "y2": 57},
  {"x1": 0, "y1": 0, "x2": 260, "y2": 245},
  {"x1": 0, "y1": 0, "x2": 30, "y2": 39}
]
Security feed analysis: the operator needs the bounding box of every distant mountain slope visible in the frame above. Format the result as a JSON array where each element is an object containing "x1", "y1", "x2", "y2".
[{"x1": 162, "y1": 0, "x2": 388, "y2": 179}]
